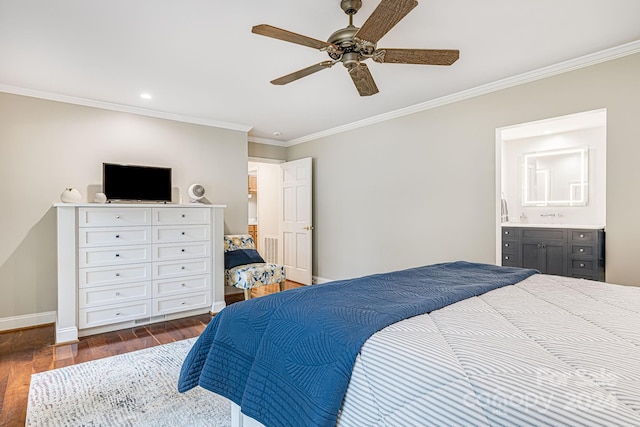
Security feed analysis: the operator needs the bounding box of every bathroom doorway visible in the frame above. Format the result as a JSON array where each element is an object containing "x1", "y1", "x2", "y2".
[{"x1": 495, "y1": 109, "x2": 607, "y2": 263}]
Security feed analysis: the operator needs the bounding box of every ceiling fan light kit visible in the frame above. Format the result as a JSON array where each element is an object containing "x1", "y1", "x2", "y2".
[{"x1": 252, "y1": 0, "x2": 459, "y2": 96}]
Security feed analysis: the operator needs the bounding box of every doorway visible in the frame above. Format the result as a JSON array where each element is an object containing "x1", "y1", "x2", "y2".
[
  {"x1": 248, "y1": 157, "x2": 314, "y2": 285},
  {"x1": 495, "y1": 109, "x2": 607, "y2": 263}
]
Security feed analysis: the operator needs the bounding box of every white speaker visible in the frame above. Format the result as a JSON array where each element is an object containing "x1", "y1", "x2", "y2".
[{"x1": 188, "y1": 183, "x2": 205, "y2": 203}]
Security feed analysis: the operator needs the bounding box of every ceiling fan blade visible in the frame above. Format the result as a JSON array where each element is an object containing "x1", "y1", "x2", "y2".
[
  {"x1": 374, "y1": 48, "x2": 459, "y2": 65},
  {"x1": 252, "y1": 24, "x2": 334, "y2": 50},
  {"x1": 354, "y1": 0, "x2": 418, "y2": 45},
  {"x1": 271, "y1": 61, "x2": 336, "y2": 85},
  {"x1": 348, "y1": 63, "x2": 379, "y2": 96}
]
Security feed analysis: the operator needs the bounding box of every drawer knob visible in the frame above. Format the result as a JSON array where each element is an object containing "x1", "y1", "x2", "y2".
[
  {"x1": 115, "y1": 253, "x2": 120, "y2": 257},
  {"x1": 115, "y1": 234, "x2": 120, "y2": 239},
  {"x1": 115, "y1": 273, "x2": 120, "y2": 277},
  {"x1": 580, "y1": 234, "x2": 585, "y2": 238},
  {"x1": 580, "y1": 263, "x2": 585, "y2": 268},
  {"x1": 181, "y1": 232, "x2": 186, "y2": 236},
  {"x1": 181, "y1": 249, "x2": 185, "y2": 253},
  {"x1": 115, "y1": 312, "x2": 121, "y2": 316},
  {"x1": 115, "y1": 292, "x2": 120, "y2": 296},
  {"x1": 181, "y1": 266, "x2": 186, "y2": 270},
  {"x1": 182, "y1": 214, "x2": 186, "y2": 218},
  {"x1": 579, "y1": 248, "x2": 584, "y2": 253},
  {"x1": 504, "y1": 243, "x2": 509, "y2": 247},
  {"x1": 181, "y1": 302, "x2": 186, "y2": 305},
  {"x1": 504, "y1": 231, "x2": 510, "y2": 235},
  {"x1": 181, "y1": 283, "x2": 186, "y2": 287},
  {"x1": 116, "y1": 215, "x2": 121, "y2": 219},
  {"x1": 505, "y1": 256, "x2": 510, "y2": 260}
]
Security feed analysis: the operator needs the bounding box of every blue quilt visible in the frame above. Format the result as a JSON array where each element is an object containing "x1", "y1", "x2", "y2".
[{"x1": 178, "y1": 261, "x2": 537, "y2": 427}]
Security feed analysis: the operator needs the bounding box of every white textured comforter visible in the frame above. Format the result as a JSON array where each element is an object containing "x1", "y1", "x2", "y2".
[{"x1": 337, "y1": 274, "x2": 640, "y2": 426}]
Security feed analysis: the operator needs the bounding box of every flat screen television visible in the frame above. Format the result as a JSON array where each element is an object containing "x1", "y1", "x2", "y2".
[{"x1": 103, "y1": 163, "x2": 172, "y2": 203}]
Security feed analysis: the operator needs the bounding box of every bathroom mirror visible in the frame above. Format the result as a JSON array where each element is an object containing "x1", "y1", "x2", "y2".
[{"x1": 522, "y1": 146, "x2": 588, "y2": 206}]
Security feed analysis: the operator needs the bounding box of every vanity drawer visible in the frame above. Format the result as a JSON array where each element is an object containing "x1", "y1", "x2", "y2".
[
  {"x1": 78, "y1": 208, "x2": 151, "y2": 227},
  {"x1": 570, "y1": 230, "x2": 596, "y2": 242},
  {"x1": 152, "y1": 291, "x2": 211, "y2": 316},
  {"x1": 152, "y1": 225, "x2": 210, "y2": 243},
  {"x1": 570, "y1": 244, "x2": 594, "y2": 257},
  {"x1": 79, "y1": 263, "x2": 153, "y2": 288},
  {"x1": 501, "y1": 254, "x2": 520, "y2": 267},
  {"x1": 153, "y1": 258, "x2": 211, "y2": 279},
  {"x1": 79, "y1": 245, "x2": 152, "y2": 268},
  {"x1": 502, "y1": 228, "x2": 521, "y2": 240},
  {"x1": 521, "y1": 228, "x2": 567, "y2": 242},
  {"x1": 502, "y1": 240, "x2": 518, "y2": 253},
  {"x1": 152, "y1": 208, "x2": 210, "y2": 225},
  {"x1": 79, "y1": 300, "x2": 152, "y2": 329},
  {"x1": 79, "y1": 281, "x2": 152, "y2": 308},
  {"x1": 153, "y1": 241, "x2": 210, "y2": 261},
  {"x1": 79, "y1": 226, "x2": 151, "y2": 247},
  {"x1": 153, "y1": 275, "x2": 211, "y2": 298},
  {"x1": 571, "y1": 259, "x2": 594, "y2": 271}
]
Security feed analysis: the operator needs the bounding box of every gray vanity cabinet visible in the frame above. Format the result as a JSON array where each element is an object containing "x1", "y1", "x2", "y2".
[
  {"x1": 502, "y1": 226, "x2": 605, "y2": 281},
  {"x1": 520, "y1": 228, "x2": 567, "y2": 277}
]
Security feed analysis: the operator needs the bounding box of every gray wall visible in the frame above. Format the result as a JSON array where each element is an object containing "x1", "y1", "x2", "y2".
[
  {"x1": 0, "y1": 92, "x2": 249, "y2": 321},
  {"x1": 288, "y1": 53, "x2": 640, "y2": 286}
]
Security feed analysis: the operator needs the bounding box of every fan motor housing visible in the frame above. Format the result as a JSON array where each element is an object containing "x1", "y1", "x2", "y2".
[{"x1": 340, "y1": 0, "x2": 362, "y2": 15}]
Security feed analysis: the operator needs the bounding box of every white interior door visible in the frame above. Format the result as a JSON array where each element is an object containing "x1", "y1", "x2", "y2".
[{"x1": 279, "y1": 157, "x2": 313, "y2": 285}]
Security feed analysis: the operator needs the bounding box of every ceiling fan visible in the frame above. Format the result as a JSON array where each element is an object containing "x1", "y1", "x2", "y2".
[{"x1": 252, "y1": 0, "x2": 459, "y2": 96}]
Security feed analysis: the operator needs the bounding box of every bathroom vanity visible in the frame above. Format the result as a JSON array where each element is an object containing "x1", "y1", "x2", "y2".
[{"x1": 502, "y1": 225, "x2": 605, "y2": 281}]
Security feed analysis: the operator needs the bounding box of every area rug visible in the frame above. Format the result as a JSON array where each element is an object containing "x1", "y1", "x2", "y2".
[{"x1": 26, "y1": 338, "x2": 231, "y2": 426}]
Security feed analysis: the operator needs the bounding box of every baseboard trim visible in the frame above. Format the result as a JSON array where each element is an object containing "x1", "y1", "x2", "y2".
[
  {"x1": 211, "y1": 300, "x2": 226, "y2": 313},
  {"x1": 313, "y1": 276, "x2": 333, "y2": 285},
  {"x1": 0, "y1": 311, "x2": 56, "y2": 332}
]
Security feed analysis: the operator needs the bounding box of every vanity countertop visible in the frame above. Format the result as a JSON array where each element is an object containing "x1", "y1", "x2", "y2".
[{"x1": 502, "y1": 223, "x2": 605, "y2": 230}]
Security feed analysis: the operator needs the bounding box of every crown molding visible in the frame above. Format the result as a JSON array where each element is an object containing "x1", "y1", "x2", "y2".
[
  {"x1": 284, "y1": 39, "x2": 640, "y2": 147},
  {"x1": 0, "y1": 84, "x2": 253, "y2": 133},
  {"x1": 248, "y1": 136, "x2": 289, "y2": 147}
]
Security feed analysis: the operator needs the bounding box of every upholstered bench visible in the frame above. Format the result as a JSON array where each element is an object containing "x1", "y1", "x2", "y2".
[{"x1": 224, "y1": 234, "x2": 286, "y2": 300}]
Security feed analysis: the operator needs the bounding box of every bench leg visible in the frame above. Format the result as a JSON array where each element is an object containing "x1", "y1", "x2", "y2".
[
  {"x1": 244, "y1": 289, "x2": 252, "y2": 300},
  {"x1": 279, "y1": 281, "x2": 285, "y2": 292}
]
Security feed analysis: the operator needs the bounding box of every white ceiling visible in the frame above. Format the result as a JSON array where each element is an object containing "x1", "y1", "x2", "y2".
[{"x1": 1, "y1": 1, "x2": 639, "y2": 145}]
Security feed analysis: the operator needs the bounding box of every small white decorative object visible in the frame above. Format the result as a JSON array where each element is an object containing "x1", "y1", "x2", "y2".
[
  {"x1": 188, "y1": 183, "x2": 205, "y2": 203},
  {"x1": 60, "y1": 188, "x2": 82, "y2": 203},
  {"x1": 94, "y1": 192, "x2": 107, "y2": 204}
]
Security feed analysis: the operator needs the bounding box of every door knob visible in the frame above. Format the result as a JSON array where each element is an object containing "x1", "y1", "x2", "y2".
[{"x1": 303, "y1": 226, "x2": 314, "y2": 231}]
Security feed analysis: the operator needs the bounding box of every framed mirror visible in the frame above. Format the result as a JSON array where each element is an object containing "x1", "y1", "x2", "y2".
[{"x1": 522, "y1": 146, "x2": 588, "y2": 206}]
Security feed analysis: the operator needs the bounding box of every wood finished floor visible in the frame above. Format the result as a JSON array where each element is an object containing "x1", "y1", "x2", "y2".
[{"x1": 0, "y1": 281, "x2": 303, "y2": 427}]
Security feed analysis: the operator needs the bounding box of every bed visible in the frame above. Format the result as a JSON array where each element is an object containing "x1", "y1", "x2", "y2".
[{"x1": 178, "y1": 261, "x2": 640, "y2": 427}]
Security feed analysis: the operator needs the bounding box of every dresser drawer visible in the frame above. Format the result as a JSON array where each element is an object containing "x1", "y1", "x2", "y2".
[
  {"x1": 79, "y1": 281, "x2": 152, "y2": 308},
  {"x1": 152, "y1": 291, "x2": 211, "y2": 316},
  {"x1": 79, "y1": 245, "x2": 152, "y2": 268},
  {"x1": 79, "y1": 300, "x2": 152, "y2": 329},
  {"x1": 152, "y1": 241, "x2": 211, "y2": 261},
  {"x1": 153, "y1": 275, "x2": 211, "y2": 298},
  {"x1": 152, "y1": 225, "x2": 210, "y2": 243},
  {"x1": 153, "y1": 258, "x2": 211, "y2": 279},
  {"x1": 79, "y1": 226, "x2": 151, "y2": 247},
  {"x1": 78, "y1": 208, "x2": 151, "y2": 227},
  {"x1": 152, "y1": 208, "x2": 210, "y2": 225},
  {"x1": 79, "y1": 263, "x2": 153, "y2": 288}
]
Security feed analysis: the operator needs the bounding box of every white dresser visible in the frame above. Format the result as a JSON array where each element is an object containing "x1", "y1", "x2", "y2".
[{"x1": 54, "y1": 203, "x2": 226, "y2": 344}]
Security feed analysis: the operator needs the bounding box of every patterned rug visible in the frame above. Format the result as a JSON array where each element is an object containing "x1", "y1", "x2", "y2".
[{"x1": 26, "y1": 338, "x2": 231, "y2": 426}]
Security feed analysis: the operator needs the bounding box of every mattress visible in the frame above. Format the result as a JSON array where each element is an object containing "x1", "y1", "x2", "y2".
[{"x1": 337, "y1": 274, "x2": 640, "y2": 426}]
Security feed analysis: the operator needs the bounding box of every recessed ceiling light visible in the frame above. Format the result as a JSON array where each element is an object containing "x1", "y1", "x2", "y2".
[{"x1": 140, "y1": 93, "x2": 152, "y2": 100}]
